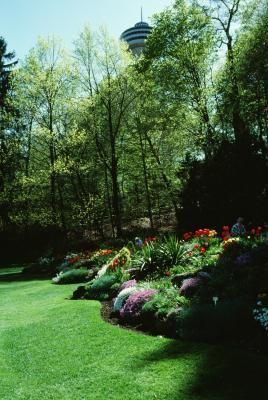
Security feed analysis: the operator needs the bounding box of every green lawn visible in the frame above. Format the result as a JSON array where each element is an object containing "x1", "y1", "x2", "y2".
[{"x1": 0, "y1": 269, "x2": 267, "y2": 400}]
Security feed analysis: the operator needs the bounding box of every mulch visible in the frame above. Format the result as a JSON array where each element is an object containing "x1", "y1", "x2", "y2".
[{"x1": 100, "y1": 300, "x2": 153, "y2": 336}]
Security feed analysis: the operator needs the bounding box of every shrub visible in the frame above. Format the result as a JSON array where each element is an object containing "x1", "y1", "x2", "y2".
[
  {"x1": 84, "y1": 274, "x2": 118, "y2": 300},
  {"x1": 96, "y1": 247, "x2": 131, "y2": 279},
  {"x1": 179, "y1": 276, "x2": 203, "y2": 297},
  {"x1": 175, "y1": 299, "x2": 257, "y2": 343},
  {"x1": 159, "y1": 235, "x2": 190, "y2": 267},
  {"x1": 120, "y1": 279, "x2": 137, "y2": 291},
  {"x1": 113, "y1": 286, "x2": 139, "y2": 313},
  {"x1": 141, "y1": 287, "x2": 188, "y2": 319},
  {"x1": 88, "y1": 249, "x2": 116, "y2": 269},
  {"x1": 131, "y1": 236, "x2": 188, "y2": 279},
  {"x1": 52, "y1": 269, "x2": 89, "y2": 284},
  {"x1": 131, "y1": 242, "x2": 160, "y2": 277},
  {"x1": 120, "y1": 289, "x2": 157, "y2": 320}
]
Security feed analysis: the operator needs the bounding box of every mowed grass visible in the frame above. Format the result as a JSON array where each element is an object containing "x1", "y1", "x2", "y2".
[{"x1": 0, "y1": 270, "x2": 267, "y2": 400}]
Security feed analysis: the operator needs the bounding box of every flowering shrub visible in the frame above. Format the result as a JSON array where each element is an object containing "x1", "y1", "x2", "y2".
[
  {"x1": 66, "y1": 254, "x2": 80, "y2": 265},
  {"x1": 95, "y1": 247, "x2": 131, "y2": 279},
  {"x1": 183, "y1": 228, "x2": 217, "y2": 241},
  {"x1": 113, "y1": 286, "x2": 139, "y2": 312},
  {"x1": 179, "y1": 277, "x2": 203, "y2": 297},
  {"x1": 107, "y1": 247, "x2": 131, "y2": 271},
  {"x1": 253, "y1": 301, "x2": 268, "y2": 332},
  {"x1": 221, "y1": 237, "x2": 240, "y2": 249},
  {"x1": 56, "y1": 253, "x2": 82, "y2": 273},
  {"x1": 88, "y1": 248, "x2": 115, "y2": 269},
  {"x1": 221, "y1": 226, "x2": 230, "y2": 241},
  {"x1": 120, "y1": 279, "x2": 137, "y2": 291},
  {"x1": 120, "y1": 289, "x2": 157, "y2": 320},
  {"x1": 144, "y1": 236, "x2": 157, "y2": 245}
]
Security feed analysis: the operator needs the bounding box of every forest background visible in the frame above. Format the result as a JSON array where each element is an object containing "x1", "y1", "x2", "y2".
[{"x1": 0, "y1": 0, "x2": 267, "y2": 261}]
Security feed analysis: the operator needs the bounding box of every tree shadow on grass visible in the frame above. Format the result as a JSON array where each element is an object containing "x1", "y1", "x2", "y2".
[
  {"x1": 0, "y1": 269, "x2": 52, "y2": 283},
  {"x1": 189, "y1": 345, "x2": 267, "y2": 400},
  {"x1": 135, "y1": 339, "x2": 268, "y2": 400}
]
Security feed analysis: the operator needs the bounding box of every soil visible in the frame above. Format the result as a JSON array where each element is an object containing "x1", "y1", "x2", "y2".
[{"x1": 100, "y1": 300, "x2": 154, "y2": 337}]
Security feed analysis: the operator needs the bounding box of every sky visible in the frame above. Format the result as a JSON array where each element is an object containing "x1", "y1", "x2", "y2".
[{"x1": 1, "y1": 0, "x2": 174, "y2": 61}]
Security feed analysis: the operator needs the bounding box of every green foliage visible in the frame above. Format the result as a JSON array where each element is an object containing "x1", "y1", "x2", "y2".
[
  {"x1": 88, "y1": 249, "x2": 116, "y2": 269},
  {"x1": 175, "y1": 299, "x2": 257, "y2": 343},
  {"x1": 159, "y1": 235, "x2": 190, "y2": 268},
  {"x1": 1, "y1": 1, "x2": 268, "y2": 260},
  {"x1": 53, "y1": 269, "x2": 89, "y2": 284},
  {"x1": 84, "y1": 274, "x2": 118, "y2": 300},
  {"x1": 131, "y1": 237, "x2": 189, "y2": 278},
  {"x1": 142, "y1": 287, "x2": 189, "y2": 319}
]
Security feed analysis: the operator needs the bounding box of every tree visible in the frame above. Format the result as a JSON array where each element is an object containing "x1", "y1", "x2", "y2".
[
  {"x1": 0, "y1": 37, "x2": 17, "y2": 110},
  {"x1": 203, "y1": 0, "x2": 253, "y2": 147},
  {"x1": 74, "y1": 27, "x2": 135, "y2": 236},
  {"x1": 140, "y1": 0, "x2": 217, "y2": 158},
  {"x1": 14, "y1": 37, "x2": 77, "y2": 226},
  {"x1": 0, "y1": 37, "x2": 19, "y2": 228}
]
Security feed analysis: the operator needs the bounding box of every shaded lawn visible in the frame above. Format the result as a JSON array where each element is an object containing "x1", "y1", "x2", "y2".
[{"x1": 0, "y1": 271, "x2": 267, "y2": 400}]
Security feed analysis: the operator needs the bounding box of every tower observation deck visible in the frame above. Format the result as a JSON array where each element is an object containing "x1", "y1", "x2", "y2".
[{"x1": 120, "y1": 18, "x2": 152, "y2": 55}]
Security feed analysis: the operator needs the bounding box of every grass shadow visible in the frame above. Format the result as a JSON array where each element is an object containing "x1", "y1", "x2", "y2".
[
  {"x1": 134, "y1": 339, "x2": 268, "y2": 400},
  {"x1": 0, "y1": 268, "x2": 52, "y2": 282},
  {"x1": 189, "y1": 345, "x2": 268, "y2": 400}
]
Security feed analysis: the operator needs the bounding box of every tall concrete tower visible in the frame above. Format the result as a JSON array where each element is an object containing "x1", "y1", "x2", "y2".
[{"x1": 120, "y1": 10, "x2": 152, "y2": 55}]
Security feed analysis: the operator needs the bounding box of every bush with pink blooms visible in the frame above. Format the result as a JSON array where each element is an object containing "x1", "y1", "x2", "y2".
[
  {"x1": 120, "y1": 279, "x2": 137, "y2": 291},
  {"x1": 120, "y1": 289, "x2": 157, "y2": 320},
  {"x1": 179, "y1": 277, "x2": 203, "y2": 297}
]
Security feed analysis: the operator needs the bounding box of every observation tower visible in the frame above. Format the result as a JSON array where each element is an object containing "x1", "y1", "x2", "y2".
[{"x1": 120, "y1": 9, "x2": 152, "y2": 55}]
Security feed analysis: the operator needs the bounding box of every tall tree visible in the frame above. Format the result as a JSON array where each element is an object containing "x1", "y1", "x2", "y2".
[
  {"x1": 15, "y1": 37, "x2": 77, "y2": 226},
  {"x1": 0, "y1": 37, "x2": 19, "y2": 228},
  {"x1": 74, "y1": 27, "x2": 135, "y2": 236},
  {"x1": 140, "y1": 0, "x2": 216, "y2": 158}
]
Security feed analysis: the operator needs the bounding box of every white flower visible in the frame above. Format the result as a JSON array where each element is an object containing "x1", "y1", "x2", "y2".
[{"x1": 113, "y1": 286, "x2": 139, "y2": 312}]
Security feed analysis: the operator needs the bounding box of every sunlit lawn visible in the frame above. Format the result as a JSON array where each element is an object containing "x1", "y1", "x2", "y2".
[{"x1": 0, "y1": 268, "x2": 267, "y2": 400}]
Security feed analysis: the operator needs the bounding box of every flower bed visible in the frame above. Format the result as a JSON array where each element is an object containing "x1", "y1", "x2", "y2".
[{"x1": 43, "y1": 226, "x2": 268, "y2": 348}]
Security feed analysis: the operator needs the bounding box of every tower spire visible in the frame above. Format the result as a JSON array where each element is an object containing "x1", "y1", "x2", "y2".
[{"x1": 141, "y1": 6, "x2": 143, "y2": 22}]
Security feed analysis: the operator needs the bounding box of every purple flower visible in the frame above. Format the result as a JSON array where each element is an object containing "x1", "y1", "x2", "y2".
[
  {"x1": 120, "y1": 289, "x2": 157, "y2": 319},
  {"x1": 179, "y1": 277, "x2": 202, "y2": 297},
  {"x1": 120, "y1": 279, "x2": 137, "y2": 291}
]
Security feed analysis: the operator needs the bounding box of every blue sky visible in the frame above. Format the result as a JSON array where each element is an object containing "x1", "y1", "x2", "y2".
[{"x1": 1, "y1": 0, "x2": 174, "y2": 60}]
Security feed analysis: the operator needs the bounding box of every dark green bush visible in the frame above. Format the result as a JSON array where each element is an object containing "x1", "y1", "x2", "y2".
[
  {"x1": 53, "y1": 269, "x2": 89, "y2": 284},
  {"x1": 175, "y1": 299, "x2": 257, "y2": 343},
  {"x1": 84, "y1": 274, "x2": 118, "y2": 300}
]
